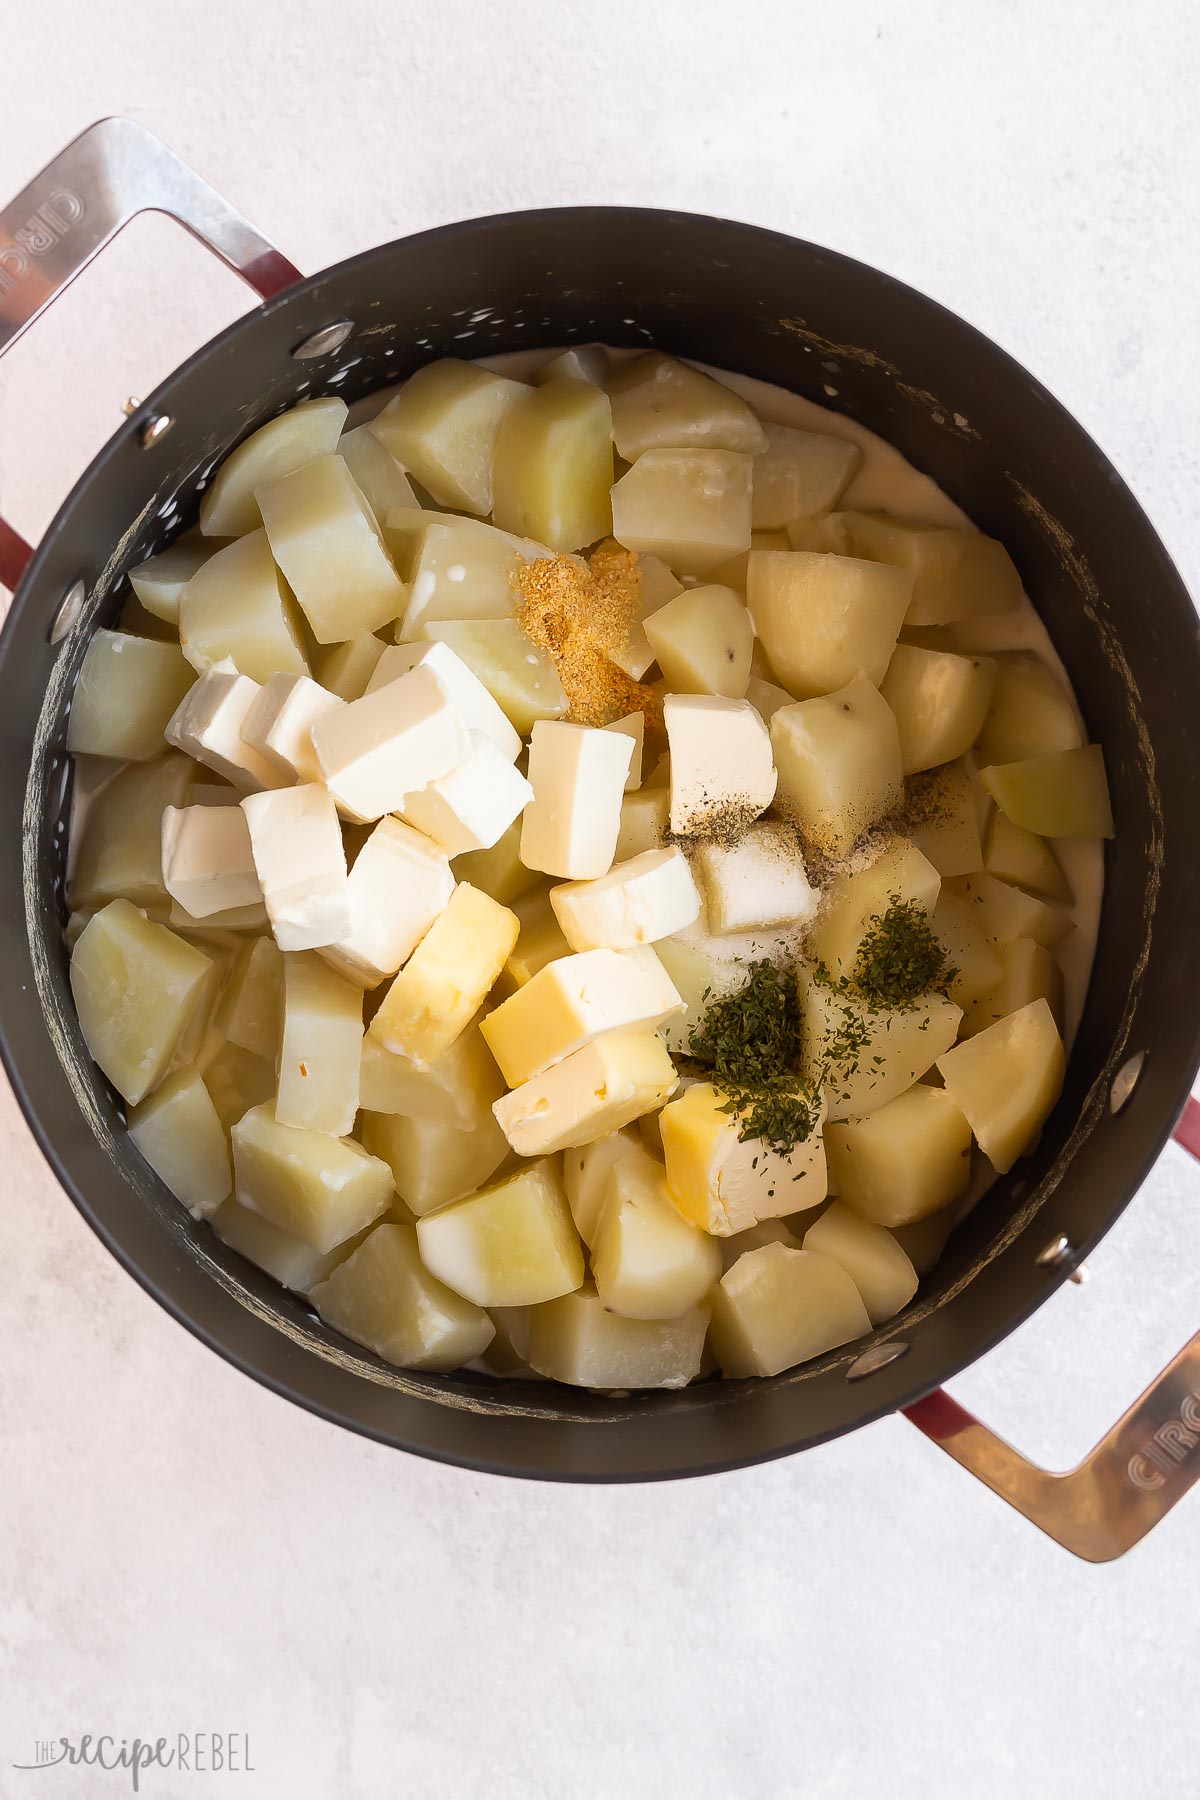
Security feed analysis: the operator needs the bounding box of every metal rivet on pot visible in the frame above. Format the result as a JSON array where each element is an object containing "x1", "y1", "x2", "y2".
[
  {"x1": 292, "y1": 320, "x2": 354, "y2": 360},
  {"x1": 139, "y1": 414, "x2": 175, "y2": 448},
  {"x1": 846, "y1": 1341, "x2": 910, "y2": 1381},
  {"x1": 1110, "y1": 1051, "x2": 1146, "y2": 1114},
  {"x1": 49, "y1": 580, "x2": 85, "y2": 644},
  {"x1": 122, "y1": 396, "x2": 142, "y2": 417}
]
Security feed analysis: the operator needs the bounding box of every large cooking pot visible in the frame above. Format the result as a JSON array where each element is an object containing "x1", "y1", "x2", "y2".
[{"x1": 3, "y1": 120, "x2": 1198, "y2": 1559}]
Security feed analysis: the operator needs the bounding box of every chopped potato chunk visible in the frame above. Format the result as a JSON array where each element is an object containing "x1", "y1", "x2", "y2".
[
  {"x1": 963, "y1": 937, "x2": 1065, "y2": 1039},
  {"x1": 975, "y1": 651, "x2": 1083, "y2": 764},
  {"x1": 535, "y1": 344, "x2": 608, "y2": 386},
  {"x1": 709, "y1": 1243, "x2": 870, "y2": 1377},
  {"x1": 504, "y1": 885, "x2": 574, "y2": 986},
  {"x1": 591, "y1": 1145, "x2": 721, "y2": 1319},
  {"x1": 336, "y1": 422, "x2": 417, "y2": 525},
  {"x1": 257, "y1": 455, "x2": 406, "y2": 644},
  {"x1": 369, "y1": 359, "x2": 527, "y2": 514},
  {"x1": 214, "y1": 935, "x2": 283, "y2": 1061},
  {"x1": 389, "y1": 512, "x2": 543, "y2": 635},
  {"x1": 491, "y1": 377, "x2": 613, "y2": 551},
  {"x1": 416, "y1": 1158, "x2": 582, "y2": 1306},
  {"x1": 802, "y1": 978, "x2": 962, "y2": 1122},
  {"x1": 276, "y1": 953, "x2": 363, "y2": 1135},
  {"x1": 214, "y1": 1199, "x2": 371, "y2": 1293},
  {"x1": 71, "y1": 901, "x2": 214, "y2": 1106},
  {"x1": 562, "y1": 1128, "x2": 643, "y2": 1247},
  {"x1": 199, "y1": 1040, "x2": 277, "y2": 1136},
  {"x1": 643, "y1": 584, "x2": 753, "y2": 698},
  {"x1": 980, "y1": 745, "x2": 1113, "y2": 838},
  {"x1": 611, "y1": 449, "x2": 753, "y2": 575},
  {"x1": 803, "y1": 1201, "x2": 918, "y2": 1325},
  {"x1": 453, "y1": 820, "x2": 543, "y2": 907},
  {"x1": 984, "y1": 811, "x2": 1072, "y2": 902},
  {"x1": 937, "y1": 998, "x2": 1065, "y2": 1173},
  {"x1": 947, "y1": 871, "x2": 1073, "y2": 949},
  {"x1": 361, "y1": 1109, "x2": 510, "y2": 1216},
  {"x1": 311, "y1": 1223, "x2": 495, "y2": 1371},
  {"x1": 609, "y1": 353, "x2": 767, "y2": 460},
  {"x1": 615, "y1": 787, "x2": 668, "y2": 862},
  {"x1": 747, "y1": 550, "x2": 911, "y2": 698},
  {"x1": 841, "y1": 513, "x2": 1023, "y2": 624},
  {"x1": 67, "y1": 631, "x2": 194, "y2": 761},
  {"x1": 808, "y1": 839, "x2": 941, "y2": 979},
  {"x1": 128, "y1": 541, "x2": 212, "y2": 626},
  {"x1": 231, "y1": 1103, "x2": 392, "y2": 1251},
  {"x1": 422, "y1": 619, "x2": 569, "y2": 735},
  {"x1": 128, "y1": 1067, "x2": 231, "y2": 1217},
  {"x1": 69, "y1": 752, "x2": 195, "y2": 913},
  {"x1": 751, "y1": 425, "x2": 862, "y2": 528},
  {"x1": 199, "y1": 396, "x2": 348, "y2": 537},
  {"x1": 179, "y1": 529, "x2": 309, "y2": 682},
  {"x1": 527, "y1": 1285, "x2": 708, "y2": 1388},
  {"x1": 879, "y1": 644, "x2": 996, "y2": 773},
  {"x1": 358, "y1": 1015, "x2": 503, "y2": 1129},
  {"x1": 932, "y1": 890, "x2": 1005, "y2": 1006},
  {"x1": 905, "y1": 761, "x2": 985, "y2": 878},
  {"x1": 315, "y1": 631, "x2": 388, "y2": 701},
  {"x1": 771, "y1": 678, "x2": 903, "y2": 858}
]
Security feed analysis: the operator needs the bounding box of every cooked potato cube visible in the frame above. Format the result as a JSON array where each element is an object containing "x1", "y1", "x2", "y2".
[
  {"x1": 652, "y1": 937, "x2": 742, "y2": 1054},
  {"x1": 199, "y1": 1039, "x2": 277, "y2": 1135},
  {"x1": 415, "y1": 1158, "x2": 582, "y2": 1306},
  {"x1": 179, "y1": 529, "x2": 309, "y2": 682},
  {"x1": 803, "y1": 1201, "x2": 917, "y2": 1325},
  {"x1": 479, "y1": 1305, "x2": 534, "y2": 1376},
  {"x1": 808, "y1": 839, "x2": 941, "y2": 979},
  {"x1": 361, "y1": 1109, "x2": 510, "y2": 1216},
  {"x1": 744, "y1": 676, "x2": 794, "y2": 722},
  {"x1": 710, "y1": 1243, "x2": 870, "y2": 1377},
  {"x1": 453, "y1": 820, "x2": 543, "y2": 907},
  {"x1": 231, "y1": 1102, "x2": 392, "y2": 1251},
  {"x1": 905, "y1": 761, "x2": 985, "y2": 878},
  {"x1": 503, "y1": 885, "x2": 574, "y2": 986},
  {"x1": 786, "y1": 512, "x2": 852, "y2": 554},
  {"x1": 69, "y1": 752, "x2": 194, "y2": 912},
  {"x1": 751, "y1": 425, "x2": 862, "y2": 528},
  {"x1": 310, "y1": 1223, "x2": 495, "y2": 1370},
  {"x1": 608, "y1": 353, "x2": 767, "y2": 460},
  {"x1": 128, "y1": 1067, "x2": 231, "y2": 1217},
  {"x1": 215, "y1": 936, "x2": 283, "y2": 1060},
  {"x1": 771, "y1": 678, "x2": 903, "y2": 858},
  {"x1": 491, "y1": 378, "x2": 613, "y2": 551},
  {"x1": 604, "y1": 712, "x2": 645, "y2": 789},
  {"x1": 802, "y1": 978, "x2": 962, "y2": 1122},
  {"x1": 493, "y1": 1030, "x2": 678, "y2": 1157},
  {"x1": 336, "y1": 422, "x2": 417, "y2": 525},
  {"x1": 984, "y1": 810, "x2": 1072, "y2": 902},
  {"x1": 937, "y1": 997, "x2": 1065, "y2": 1172},
  {"x1": 615, "y1": 786, "x2": 669, "y2": 861},
  {"x1": 717, "y1": 1217, "x2": 805, "y2": 1271},
  {"x1": 389, "y1": 511, "x2": 542, "y2": 635},
  {"x1": 642, "y1": 584, "x2": 753, "y2": 698},
  {"x1": 160, "y1": 803, "x2": 262, "y2": 922},
  {"x1": 549, "y1": 847, "x2": 699, "y2": 952},
  {"x1": 891, "y1": 1201, "x2": 961, "y2": 1275},
  {"x1": 589, "y1": 541, "x2": 682, "y2": 679},
  {"x1": 214, "y1": 1198, "x2": 371, "y2": 1292},
  {"x1": 747, "y1": 550, "x2": 911, "y2": 698},
  {"x1": 562, "y1": 1128, "x2": 643, "y2": 1247},
  {"x1": 975, "y1": 651, "x2": 1083, "y2": 764},
  {"x1": 67, "y1": 631, "x2": 194, "y2": 761},
  {"x1": 422, "y1": 619, "x2": 569, "y2": 734},
  {"x1": 370, "y1": 359, "x2": 527, "y2": 513},
  {"x1": 879, "y1": 645, "x2": 997, "y2": 773},
  {"x1": 275, "y1": 953, "x2": 362, "y2": 1135},
  {"x1": 981, "y1": 744, "x2": 1113, "y2": 839},
  {"x1": 660, "y1": 1080, "x2": 827, "y2": 1235},
  {"x1": 128, "y1": 540, "x2": 212, "y2": 625},
  {"x1": 359, "y1": 1013, "x2": 503, "y2": 1129},
  {"x1": 591, "y1": 1146, "x2": 721, "y2": 1319},
  {"x1": 841, "y1": 513, "x2": 1023, "y2": 625},
  {"x1": 535, "y1": 344, "x2": 608, "y2": 386},
  {"x1": 527, "y1": 1284, "x2": 708, "y2": 1389},
  {"x1": 369, "y1": 884, "x2": 519, "y2": 1067},
  {"x1": 932, "y1": 890, "x2": 1004, "y2": 1006},
  {"x1": 611, "y1": 449, "x2": 753, "y2": 575},
  {"x1": 257, "y1": 455, "x2": 405, "y2": 644},
  {"x1": 200, "y1": 396, "x2": 348, "y2": 537},
  {"x1": 963, "y1": 937, "x2": 1065, "y2": 1039},
  {"x1": 315, "y1": 631, "x2": 388, "y2": 701},
  {"x1": 947, "y1": 871, "x2": 1073, "y2": 949},
  {"x1": 70, "y1": 901, "x2": 214, "y2": 1105}
]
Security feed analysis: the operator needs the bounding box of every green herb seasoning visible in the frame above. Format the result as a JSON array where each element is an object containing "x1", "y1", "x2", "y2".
[
  {"x1": 816, "y1": 896, "x2": 955, "y2": 1013},
  {"x1": 687, "y1": 960, "x2": 821, "y2": 1156}
]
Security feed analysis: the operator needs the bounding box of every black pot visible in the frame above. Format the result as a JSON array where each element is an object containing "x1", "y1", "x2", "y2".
[{"x1": 2, "y1": 121, "x2": 1197, "y2": 1554}]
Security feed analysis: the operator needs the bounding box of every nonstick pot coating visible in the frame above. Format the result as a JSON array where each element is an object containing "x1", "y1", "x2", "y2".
[{"x1": 2, "y1": 209, "x2": 1198, "y2": 1479}]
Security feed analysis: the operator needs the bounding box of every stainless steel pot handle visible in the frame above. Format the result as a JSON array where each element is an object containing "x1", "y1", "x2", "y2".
[
  {"x1": 905, "y1": 1097, "x2": 1200, "y2": 1561},
  {"x1": 0, "y1": 116, "x2": 302, "y2": 592}
]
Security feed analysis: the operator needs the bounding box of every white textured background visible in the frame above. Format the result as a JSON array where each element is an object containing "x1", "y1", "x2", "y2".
[{"x1": 2, "y1": 4, "x2": 1198, "y2": 1795}]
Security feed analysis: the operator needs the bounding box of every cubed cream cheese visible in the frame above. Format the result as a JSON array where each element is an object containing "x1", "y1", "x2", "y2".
[
  {"x1": 240, "y1": 783, "x2": 351, "y2": 951},
  {"x1": 402, "y1": 731, "x2": 533, "y2": 857},
  {"x1": 549, "y1": 847, "x2": 700, "y2": 952},
  {"x1": 164, "y1": 659, "x2": 281, "y2": 790},
  {"x1": 241, "y1": 673, "x2": 345, "y2": 783},
  {"x1": 492, "y1": 1030, "x2": 679, "y2": 1157},
  {"x1": 366, "y1": 638, "x2": 521, "y2": 761},
  {"x1": 318, "y1": 816, "x2": 455, "y2": 987},
  {"x1": 310, "y1": 662, "x2": 471, "y2": 823},
  {"x1": 691, "y1": 821, "x2": 819, "y2": 935},
  {"x1": 369, "y1": 883, "x2": 519, "y2": 1067},
  {"x1": 160, "y1": 804, "x2": 263, "y2": 920},
  {"x1": 520, "y1": 720, "x2": 633, "y2": 879},
  {"x1": 662, "y1": 695, "x2": 776, "y2": 837},
  {"x1": 480, "y1": 945, "x2": 684, "y2": 1086}
]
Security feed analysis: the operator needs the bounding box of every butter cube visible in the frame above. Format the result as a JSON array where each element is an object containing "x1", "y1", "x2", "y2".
[
  {"x1": 416, "y1": 1158, "x2": 583, "y2": 1306},
  {"x1": 691, "y1": 821, "x2": 818, "y2": 935},
  {"x1": 549, "y1": 846, "x2": 699, "y2": 952},
  {"x1": 366, "y1": 638, "x2": 521, "y2": 761},
  {"x1": 310, "y1": 1223, "x2": 495, "y2": 1371},
  {"x1": 480, "y1": 945, "x2": 683, "y2": 1085},
  {"x1": 660, "y1": 1081, "x2": 827, "y2": 1236},
  {"x1": 361, "y1": 1108, "x2": 510, "y2": 1215},
  {"x1": 663, "y1": 695, "x2": 776, "y2": 837},
  {"x1": 493, "y1": 1030, "x2": 678, "y2": 1157},
  {"x1": 165, "y1": 660, "x2": 282, "y2": 790},
  {"x1": 240, "y1": 784, "x2": 351, "y2": 951},
  {"x1": 403, "y1": 731, "x2": 533, "y2": 857},
  {"x1": 311, "y1": 662, "x2": 471, "y2": 823},
  {"x1": 231, "y1": 1102, "x2": 393, "y2": 1252},
  {"x1": 241, "y1": 673, "x2": 345, "y2": 783},
  {"x1": 319, "y1": 816, "x2": 454, "y2": 987},
  {"x1": 160, "y1": 805, "x2": 262, "y2": 921},
  {"x1": 521, "y1": 720, "x2": 633, "y2": 879},
  {"x1": 256, "y1": 453, "x2": 406, "y2": 642},
  {"x1": 276, "y1": 952, "x2": 363, "y2": 1135},
  {"x1": 591, "y1": 1145, "x2": 721, "y2": 1319},
  {"x1": 358, "y1": 1015, "x2": 502, "y2": 1129},
  {"x1": 369, "y1": 883, "x2": 519, "y2": 1066}
]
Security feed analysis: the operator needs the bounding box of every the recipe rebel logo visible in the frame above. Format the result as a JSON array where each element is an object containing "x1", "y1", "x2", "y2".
[{"x1": 11, "y1": 1731, "x2": 255, "y2": 1790}]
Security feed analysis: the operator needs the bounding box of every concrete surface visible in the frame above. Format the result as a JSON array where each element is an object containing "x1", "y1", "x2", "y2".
[{"x1": 1, "y1": 4, "x2": 1197, "y2": 1795}]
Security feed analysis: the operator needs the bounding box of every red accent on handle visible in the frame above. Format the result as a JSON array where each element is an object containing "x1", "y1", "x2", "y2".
[
  {"x1": 1172, "y1": 1095, "x2": 1200, "y2": 1163},
  {"x1": 902, "y1": 1389, "x2": 977, "y2": 1441},
  {"x1": 0, "y1": 518, "x2": 32, "y2": 592},
  {"x1": 240, "y1": 247, "x2": 303, "y2": 301}
]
